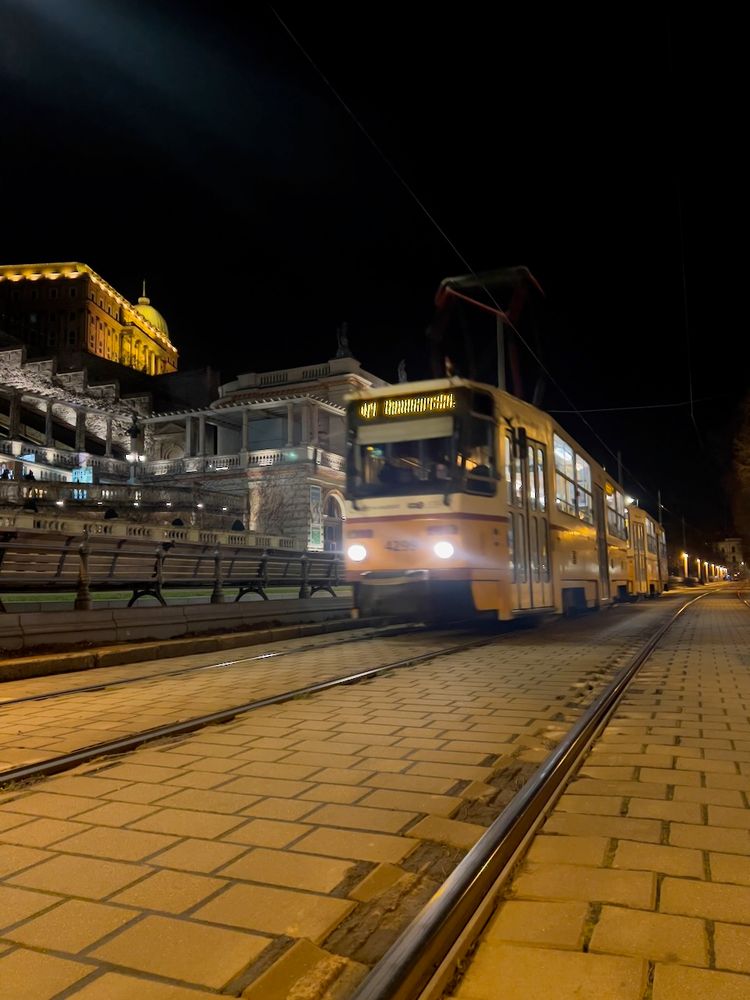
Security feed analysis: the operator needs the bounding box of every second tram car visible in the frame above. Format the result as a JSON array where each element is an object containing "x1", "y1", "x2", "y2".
[{"x1": 343, "y1": 378, "x2": 666, "y2": 620}]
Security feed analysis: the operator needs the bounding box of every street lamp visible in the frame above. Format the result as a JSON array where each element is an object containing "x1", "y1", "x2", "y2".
[{"x1": 681, "y1": 552, "x2": 689, "y2": 577}]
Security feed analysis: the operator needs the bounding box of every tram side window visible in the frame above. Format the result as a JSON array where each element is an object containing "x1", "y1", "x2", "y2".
[
  {"x1": 646, "y1": 519, "x2": 657, "y2": 554},
  {"x1": 606, "y1": 487, "x2": 628, "y2": 540},
  {"x1": 553, "y1": 434, "x2": 593, "y2": 524},
  {"x1": 536, "y1": 447, "x2": 547, "y2": 512},
  {"x1": 504, "y1": 432, "x2": 522, "y2": 506},
  {"x1": 463, "y1": 413, "x2": 496, "y2": 495}
]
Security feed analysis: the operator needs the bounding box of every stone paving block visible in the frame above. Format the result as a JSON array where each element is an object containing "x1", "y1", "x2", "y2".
[
  {"x1": 452, "y1": 942, "x2": 646, "y2": 1000},
  {"x1": 219, "y1": 847, "x2": 353, "y2": 892},
  {"x1": 705, "y1": 773, "x2": 750, "y2": 791},
  {"x1": 651, "y1": 963, "x2": 750, "y2": 1000},
  {"x1": 66, "y1": 971, "x2": 216, "y2": 998},
  {"x1": 241, "y1": 798, "x2": 318, "y2": 821},
  {"x1": 3, "y1": 898, "x2": 137, "y2": 952},
  {"x1": 349, "y1": 863, "x2": 405, "y2": 902},
  {"x1": 710, "y1": 853, "x2": 750, "y2": 887},
  {"x1": 306, "y1": 767, "x2": 370, "y2": 786},
  {"x1": 131, "y1": 808, "x2": 246, "y2": 839},
  {"x1": 43, "y1": 775, "x2": 131, "y2": 797},
  {"x1": 9, "y1": 854, "x2": 149, "y2": 899},
  {"x1": 8, "y1": 792, "x2": 102, "y2": 819},
  {"x1": 90, "y1": 913, "x2": 269, "y2": 990},
  {"x1": 407, "y1": 762, "x2": 493, "y2": 782},
  {"x1": 613, "y1": 840, "x2": 704, "y2": 878},
  {"x1": 357, "y1": 788, "x2": 459, "y2": 817},
  {"x1": 52, "y1": 826, "x2": 178, "y2": 863},
  {"x1": 231, "y1": 761, "x2": 321, "y2": 780},
  {"x1": 155, "y1": 788, "x2": 263, "y2": 815},
  {"x1": 293, "y1": 827, "x2": 417, "y2": 863},
  {"x1": 0, "y1": 843, "x2": 52, "y2": 878},
  {"x1": 543, "y1": 812, "x2": 662, "y2": 843},
  {"x1": 0, "y1": 812, "x2": 31, "y2": 833},
  {"x1": 626, "y1": 798, "x2": 703, "y2": 824},
  {"x1": 670, "y1": 822, "x2": 750, "y2": 855},
  {"x1": 72, "y1": 802, "x2": 159, "y2": 827},
  {"x1": 513, "y1": 863, "x2": 655, "y2": 908},
  {"x1": 103, "y1": 782, "x2": 183, "y2": 804},
  {"x1": 555, "y1": 794, "x2": 623, "y2": 816},
  {"x1": 223, "y1": 819, "x2": 311, "y2": 849},
  {"x1": 484, "y1": 899, "x2": 588, "y2": 949},
  {"x1": 111, "y1": 869, "x2": 227, "y2": 913},
  {"x1": 590, "y1": 905, "x2": 708, "y2": 965},
  {"x1": 297, "y1": 783, "x2": 369, "y2": 804},
  {"x1": 565, "y1": 778, "x2": 668, "y2": 800},
  {"x1": 164, "y1": 771, "x2": 236, "y2": 790},
  {"x1": 193, "y1": 882, "x2": 353, "y2": 942},
  {"x1": 709, "y1": 805, "x2": 750, "y2": 830},
  {"x1": 217, "y1": 775, "x2": 314, "y2": 798},
  {"x1": 283, "y1": 751, "x2": 362, "y2": 769},
  {"x1": 640, "y1": 766, "x2": 702, "y2": 787},
  {"x1": 714, "y1": 922, "x2": 750, "y2": 975},
  {"x1": 150, "y1": 838, "x2": 247, "y2": 874},
  {"x1": 303, "y1": 802, "x2": 417, "y2": 834},
  {"x1": 100, "y1": 763, "x2": 187, "y2": 783},
  {"x1": 677, "y1": 756, "x2": 739, "y2": 774},
  {"x1": 0, "y1": 817, "x2": 92, "y2": 848},
  {"x1": 525, "y1": 835, "x2": 610, "y2": 867},
  {"x1": 674, "y1": 785, "x2": 745, "y2": 807},
  {"x1": 363, "y1": 771, "x2": 456, "y2": 794},
  {"x1": 661, "y1": 878, "x2": 750, "y2": 924},
  {"x1": 579, "y1": 765, "x2": 637, "y2": 781},
  {"x1": 0, "y1": 949, "x2": 94, "y2": 999},
  {"x1": 408, "y1": 815, "x2": 486, "y2": 851},
  {"x1": 0, "y1": 884, "x2": 60, "y2": 930}
]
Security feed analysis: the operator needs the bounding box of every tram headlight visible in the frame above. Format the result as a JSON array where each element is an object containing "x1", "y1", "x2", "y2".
[
  {"x1": 347, "y1": 544, "x2": 368, "y2": 562},
  {"x1": 433, "y1": 541, "x2": 454, "y2": 559}
]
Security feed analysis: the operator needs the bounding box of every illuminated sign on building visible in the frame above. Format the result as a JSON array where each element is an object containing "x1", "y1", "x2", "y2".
[{"x1": 357, "y1": 392, "x2": 456, "y2": 421}]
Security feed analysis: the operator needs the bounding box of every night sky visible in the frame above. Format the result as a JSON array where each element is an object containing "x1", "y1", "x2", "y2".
[{"x1": 1, "y1": 3, "x2": 744, "y2": 545}]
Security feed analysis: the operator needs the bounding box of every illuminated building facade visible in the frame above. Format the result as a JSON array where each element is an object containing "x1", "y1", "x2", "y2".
[{"x1": 0, "y1": 262, "x2": 178, "y2": 376}]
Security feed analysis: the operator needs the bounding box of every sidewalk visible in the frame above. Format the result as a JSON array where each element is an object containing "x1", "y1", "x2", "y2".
[{"x1": 449, "y1": 592, "x2": 750, "y2": 1000}]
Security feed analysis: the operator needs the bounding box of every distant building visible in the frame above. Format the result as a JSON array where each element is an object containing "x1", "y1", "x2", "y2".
[
  {"x1": 0, "y1": 262, "x2": 178, "y2": 376},
  {"x1": 716, "y1": 537, "x2": 746, "y2": 577}
]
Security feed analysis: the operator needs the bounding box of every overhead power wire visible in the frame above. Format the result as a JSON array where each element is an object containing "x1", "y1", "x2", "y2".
[
  {"x1": 271, "y1": 7, "x2": 660, "y2": 505},
  {"x1": 549, "y1": 396, "x2": 712, "y2": 414}
]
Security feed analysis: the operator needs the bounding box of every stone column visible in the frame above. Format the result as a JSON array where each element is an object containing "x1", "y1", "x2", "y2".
[
  {"x1": 286, "y1": 403, "x2": 294, "y2": 446},
  {"x1": 241, "y1": 409, "x2": 250, "y2": 457},
  {"x1": 310, "y1": 403, "x2": 319, "y2": 445},
  {"x1": 75, "y1": 410, "x2": 86, "y2": 451},
  {"x1": 184, "y1": 417, "x2": 193, "y2": 458},
  {"x1": 105, "y1": 417, "x2": 113, "y2": 457},
  {"x1": 44, "y1": 401, "x2": 54, "y2": 447},
  {"x1": 8, "y1": 391, "x2": 21, "y2": 439},
  {"x1": 198, "y1": 414, "x2": 207, "y2": 456}
]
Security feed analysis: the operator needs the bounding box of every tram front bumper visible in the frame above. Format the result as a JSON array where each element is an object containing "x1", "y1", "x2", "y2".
[{"x1": 353, "y1": 570, "x2": 476, "y2": 619}]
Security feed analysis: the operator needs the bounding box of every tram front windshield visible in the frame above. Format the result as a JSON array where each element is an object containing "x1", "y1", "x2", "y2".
[{"x1": 348, "y1": 414, "x2": 495, "y2": 498}]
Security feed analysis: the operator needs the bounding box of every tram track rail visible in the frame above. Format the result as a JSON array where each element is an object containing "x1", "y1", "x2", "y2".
[
  {"x1": 348, "y1": 592, "x2": 708, "y2": 1000},
  {"x1": 0, "y1": 628, "x2": 503, "y2": 789}
]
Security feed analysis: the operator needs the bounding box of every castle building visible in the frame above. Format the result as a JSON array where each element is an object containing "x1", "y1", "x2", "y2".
[{"x1": 0, "y1": 262, "x2": 178, "y2": 376}]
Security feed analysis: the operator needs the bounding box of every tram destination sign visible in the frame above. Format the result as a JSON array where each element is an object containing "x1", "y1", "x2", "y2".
[{"x1": 356, "y1": 391, "x2": 457, "y2": 422}]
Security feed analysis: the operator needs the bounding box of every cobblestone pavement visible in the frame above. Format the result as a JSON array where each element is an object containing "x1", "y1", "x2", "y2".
[
  {"x1": 446, "y1": 592, "x2": 750, "y2": 1000},
  {"x1": 0, "y1": 629, "x2": 468, "y2": 773},
  {"x1": 0, "y1": 598, "x2": 682, "y2": 998}
]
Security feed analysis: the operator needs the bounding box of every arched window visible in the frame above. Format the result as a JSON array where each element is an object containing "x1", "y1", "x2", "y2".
[{"x1": 323, "y1": 493, "x2": 344, "y2": 553}]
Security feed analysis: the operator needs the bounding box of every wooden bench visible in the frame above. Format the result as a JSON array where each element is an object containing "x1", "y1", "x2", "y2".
[{"x1": 0, "y1": 530, "x2": 343, "y2": 611}]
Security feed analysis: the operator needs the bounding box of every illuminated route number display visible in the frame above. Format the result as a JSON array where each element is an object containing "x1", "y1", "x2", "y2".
[{"x1": 357, "y1": 392, "x2": 457, "y2": 421}]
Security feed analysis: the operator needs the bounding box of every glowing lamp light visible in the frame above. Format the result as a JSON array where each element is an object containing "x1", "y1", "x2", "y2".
[
  {"x1": 348, "y1": 544, "x2": 367, "y2": 562},
  {"x1": 434, "y1": 541, "x2": 454, "y2": 559}
]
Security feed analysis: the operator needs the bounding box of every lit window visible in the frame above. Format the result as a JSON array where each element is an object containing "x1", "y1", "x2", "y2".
[{"x1": 553, "y1": 434, "x2": 592, "y2": 523}]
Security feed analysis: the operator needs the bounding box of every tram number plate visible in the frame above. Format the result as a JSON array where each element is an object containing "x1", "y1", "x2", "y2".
[{"x1": 385, "y1": 539, "x2": 418, "y2": 551}]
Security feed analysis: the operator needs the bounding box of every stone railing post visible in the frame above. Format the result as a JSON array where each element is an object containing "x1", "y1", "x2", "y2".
[{"x1": 74, "y1": 529, "x2": 92, "y2": 611}]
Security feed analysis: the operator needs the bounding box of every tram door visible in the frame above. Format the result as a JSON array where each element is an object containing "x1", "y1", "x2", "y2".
[
  {"x1": 507, "y1": 434, "x2": 553, "y2": 610},
  {"x1": 593, "y1": 485, "x2": 611, "y2": 602},
  {"x1": 633, "y1": 522, "x2": 647, "y2": 594}
]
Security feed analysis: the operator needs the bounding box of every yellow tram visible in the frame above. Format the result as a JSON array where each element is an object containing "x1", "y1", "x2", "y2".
[{"x1": 343, "y1": 378, "x2": 662, "y2": 620}]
